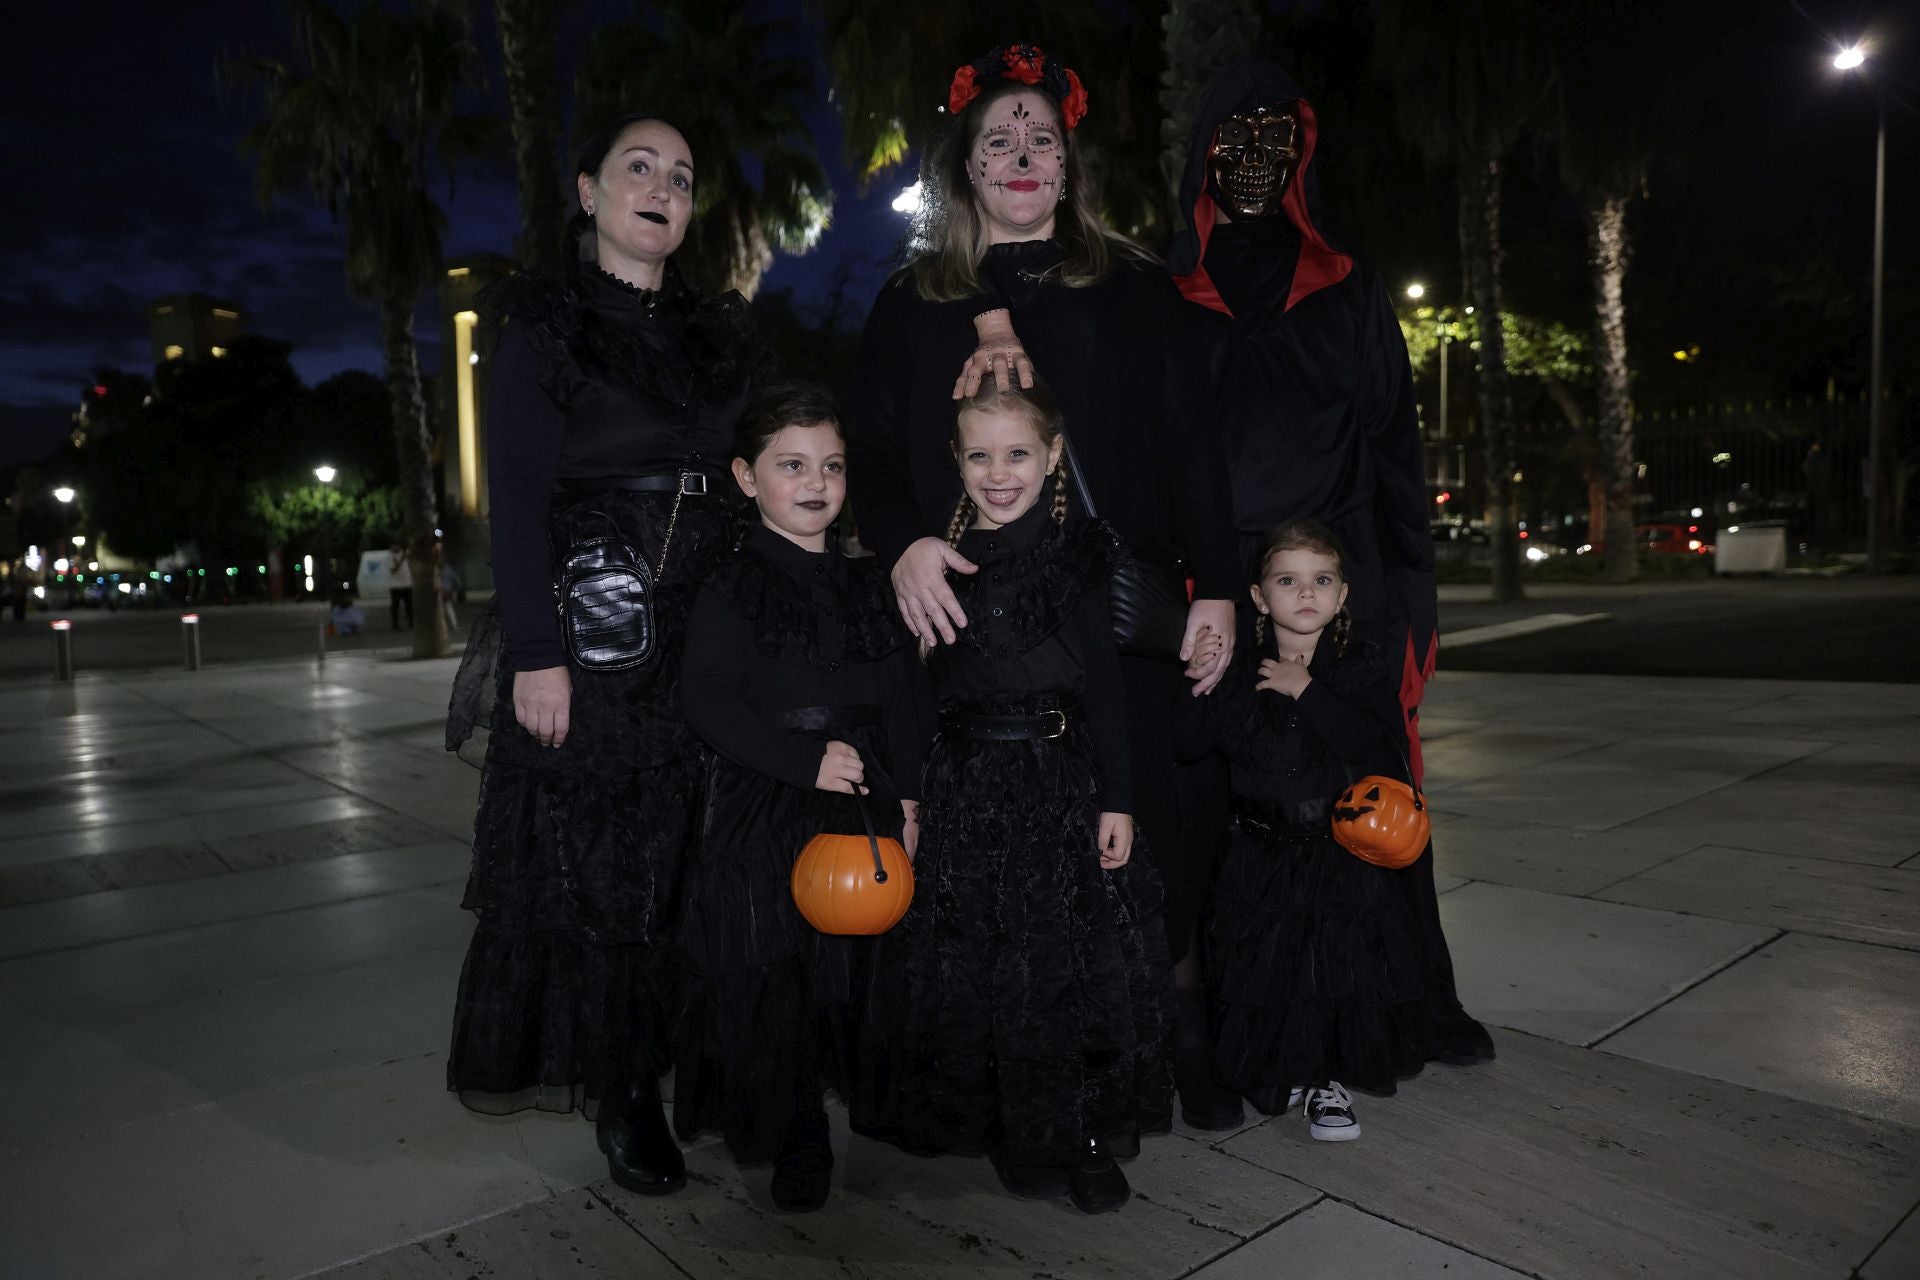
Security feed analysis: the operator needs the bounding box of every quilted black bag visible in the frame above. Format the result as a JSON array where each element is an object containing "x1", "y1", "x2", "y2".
[
  {"x1": 1060, "y1": 434, "x2": 1190, "y2": 660},
  {"x1": 555, "y1": 506, "x2": 678, "y2": 671}
]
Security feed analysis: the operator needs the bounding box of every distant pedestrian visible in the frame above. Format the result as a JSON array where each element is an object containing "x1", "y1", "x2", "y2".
[
  {"x1": 439, "y1": 562, "x2": 459, "y2": 633},
  {"x1": 388, "y1": 545, "x2": 413, "y2": 629},
  {"x1": 1177, "y1": 521, "x2": 1442, "y2": 1145},
  {"x1": 329, "y1": 594, "x2": 366, "y2": 636}
]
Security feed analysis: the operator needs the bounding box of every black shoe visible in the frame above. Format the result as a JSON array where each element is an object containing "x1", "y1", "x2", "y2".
[
  {"x1": 1173, "y1": 984, "x2": 1246, "y2": 1131},
  {"x1": 595, "y1": 1078, "x2": 686, "y2": 1196},
  {"x1": 1067, "y1": 1138, "x2": 1131, "y2": 1214},
  {"x1": 769, "y1": 1110, "x2": 834, "y2": 1213},
  {"x1": 1436, "y1": 1014, "x2": 1496, "y2": 1066},
  {"x1": 989, "y1": 1152, "x2": 1069, "y2": 1200}
]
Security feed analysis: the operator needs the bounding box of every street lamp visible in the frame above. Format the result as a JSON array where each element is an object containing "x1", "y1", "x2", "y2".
[
  {"x1": 1832, "y1": 41, "x2": 1887, "y2": 571},
  {"x1": 52, "y1": 486, "x2": 75, "y2": 504},
  {"x1": 1405, "y1": 282, "x2": 1426, "y2": 300},
  {"x1": 314, "y1": 465, "x2": 336, "y2": 484},
  {"x1": 313, "y1": 466, "x2": 338, "y2": 594}
]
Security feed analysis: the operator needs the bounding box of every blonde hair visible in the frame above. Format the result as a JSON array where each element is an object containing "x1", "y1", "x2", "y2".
[
  {"x1": 946, "y1": 372, "x2": 1073, "y2": 544},
  {"x1": 911, "y1": 79, "x2": 1154, "y2": 303}
]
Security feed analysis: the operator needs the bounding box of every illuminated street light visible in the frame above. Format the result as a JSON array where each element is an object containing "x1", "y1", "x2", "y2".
[
  {"x1": 891, "y1": 182, "x2": 923, "y2": 215},
  {"x1": 70, "y1": 535, "x2": 85, "y2": 548},
  {"x1": 314, "y1": 465, "x2": 337, "y2": 484},
  {"x1": 1405, "y1": 282, "x2": 1426, "y2": 300},
  {"x1": 52, "y1": 486, "x2": 76, "y2": 504},
  {"x1": 1831, "y1": 39, "x2": 1887, "y2": 570}
]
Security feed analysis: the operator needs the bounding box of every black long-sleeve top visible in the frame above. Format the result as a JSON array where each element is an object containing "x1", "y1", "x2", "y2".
[
  {"x1": 484, "y1": 267, "x2": 759, "y2": 673},
  {"x1": 846, "y1": 240, "x2": 1240, "y2": 600},
  {"x1": 1175, "y1": 629, "x2": 1406, "y2": 829},
  {"x1": 929, "y1": 499, "x2": 1134, "y2": 813},
  {"x1": 680, "y1": 526, "x2": 932, "y2": 802}
]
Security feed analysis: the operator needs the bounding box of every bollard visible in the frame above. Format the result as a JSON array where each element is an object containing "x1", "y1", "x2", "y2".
[
  {"x1": 51, "y1": 619, "x2": 74, "y2": 682},
  {"x1": 181, "y1": 613, "x2": 202, "y2": 671},
  {"x1": 317, "y1": 610, "x2": 328, "y2": 663}
]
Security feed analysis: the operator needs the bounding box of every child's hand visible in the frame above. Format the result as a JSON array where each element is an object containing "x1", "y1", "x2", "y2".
[
  {"x1": 816, "y1": 741, "x2": 867, "y2": 794},
  {"x1": 1256, "y1": 655, "x2": 1312, "y2": 699},
  {"x1": 901, "y1": 799, "x2": 921, "y2": 862},
  {"x1": 1187, "y1": 625, "x2": 1227, "y2": 672},
  {"x1": 1097, "y1": 812, "x2": 1134, "y2": 869}
]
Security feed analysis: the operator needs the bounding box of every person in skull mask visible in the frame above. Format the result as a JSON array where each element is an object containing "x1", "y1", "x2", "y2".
[{"x1": 1168, "y1": 57, "x2": 1495, "y2": 1069}]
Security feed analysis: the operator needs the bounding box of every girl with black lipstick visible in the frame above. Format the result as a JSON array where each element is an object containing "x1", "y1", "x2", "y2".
[
  {"x1": 673, "y1": 382, "x2": 931, "y2": 1213},
  {"x1": 849, "y1": 374, "x2": 1174, "y2": 1216}
]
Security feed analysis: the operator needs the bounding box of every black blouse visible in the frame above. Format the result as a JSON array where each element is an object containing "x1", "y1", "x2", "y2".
[
  {"x1": 847, "y1": 240, "x2": 1240, "y2": 600},
  {"x1": 928, "y1": 497, "x2": 1134, "y2": 813},
  {"x1": 1175, "y1": 631, "x2": 1406, "y2": 829},
  {"x1": 679, "y1": 526, "x2": 932, "y2": 801},
  {"x1": 484, "y1": 267, "x2": 759, "y2": 672}
]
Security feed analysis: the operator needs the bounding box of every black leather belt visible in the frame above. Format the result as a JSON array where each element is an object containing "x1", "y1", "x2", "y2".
[
  {"x1": 558, "y1": 468, "x2": 721, "y2": 496},
  {"x1": 776, "y1": 704, "x2": 882, "y2": 734},
  {"x1": 940, "y1": 706, "x2": 1079, "y2": 741}
]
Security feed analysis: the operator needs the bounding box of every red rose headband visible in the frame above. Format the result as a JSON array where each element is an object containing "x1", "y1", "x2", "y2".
[{"x1": 948, "y1": 42, "x2": 1088, "y2": 130}]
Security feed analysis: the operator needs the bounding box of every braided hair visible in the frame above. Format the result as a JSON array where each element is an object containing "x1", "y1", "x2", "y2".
[
  {"x1": 949, "y1": 370, "x2": 1071, "y2": 543},
  {"x1": 1252, "y1": 519, "x2": 1354, "y2": 658}
]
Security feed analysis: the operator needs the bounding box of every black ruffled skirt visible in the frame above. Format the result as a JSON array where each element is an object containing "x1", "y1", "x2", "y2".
[
  {"x1": 445, "y1": 490, "x2": 731, "y2": 1117},
  {"x1": 670, "y1": 719, "x2": 901, "y2": 1163},
  {"x1": 847, "y1": 694, "x2": 1172, "y2": 1167},
  {"x1": 1206, "y1": 811, "x2": 1439, "y2": 1098}
]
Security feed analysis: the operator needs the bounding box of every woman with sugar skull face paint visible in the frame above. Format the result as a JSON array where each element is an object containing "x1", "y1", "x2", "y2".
[
  {"x1": 444, "y1": 112, "x2": 771, "y2": 1199},
  {"x1": 845, "y1": 41, "x2": 1245, "y2": 1184}
]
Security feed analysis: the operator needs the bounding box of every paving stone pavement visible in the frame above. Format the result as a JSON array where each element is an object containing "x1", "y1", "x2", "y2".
[{"x1": 1, "y1": 656, "x2": 1917, "y2": 1279}]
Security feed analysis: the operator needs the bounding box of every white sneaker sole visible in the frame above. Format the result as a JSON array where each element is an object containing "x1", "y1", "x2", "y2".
[{"x1": 1309, "y1": 1121, "x2": 1361, "y2": 1142}]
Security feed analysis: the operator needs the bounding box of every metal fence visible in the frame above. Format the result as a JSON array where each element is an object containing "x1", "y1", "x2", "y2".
[{"x1": 1435, "y1": 393, "x2": 1889, "y2": 553}]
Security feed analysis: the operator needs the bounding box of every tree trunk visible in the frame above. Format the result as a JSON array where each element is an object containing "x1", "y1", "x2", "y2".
[
  {"x1": 378, "y1": 291, "x2": 451, "y2": 659},
  {"x1": 497, "y1": 0, "x2": 565, "y2": 275},
  {"x1": 1589, "y1": 194, "x2": 1637, "y2": 583},
  {"x1": 1159, "y1": 0, "x2": 1261, "y2": 218},
  {"x1": 1459, "y1": 154, "x2": 1523, "y2": 602}
]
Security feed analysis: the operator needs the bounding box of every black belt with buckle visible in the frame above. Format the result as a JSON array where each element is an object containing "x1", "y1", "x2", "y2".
[
  {"x1": 558, "y1": 468, "x2": 720, "y2": 497},
  {"x1": 776, "y1": 704, "x2": 882, "y2": 734},
  {"x1": 940, "y1": 705, "x2": 1079, "y2": 741}
]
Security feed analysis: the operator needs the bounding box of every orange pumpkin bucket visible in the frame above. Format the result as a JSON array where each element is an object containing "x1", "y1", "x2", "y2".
[
  {"x1": 1331, "y1": 774, "x2": 1430, "y2": 870},
  {"x1": 791, "y1": 794, "x2": 914, "y2": 935}
]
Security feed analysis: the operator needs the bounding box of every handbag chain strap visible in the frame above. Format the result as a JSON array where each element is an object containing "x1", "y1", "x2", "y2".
[{"x1": 653, "y1": 477, "x2": 687, "y2": 579}]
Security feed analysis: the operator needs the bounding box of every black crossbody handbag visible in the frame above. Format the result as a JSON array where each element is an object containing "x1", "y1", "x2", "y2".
[
  {"x1": 1059, "y1": 434, "x2": 1190, "y2": 660},
  {"x1": 555, "y1": 493, "x2": 686, "y2": 671}
]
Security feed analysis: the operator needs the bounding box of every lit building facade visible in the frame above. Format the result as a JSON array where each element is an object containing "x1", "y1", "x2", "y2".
[{"x1": 148, "y1": 295, "x2": 244, "y2": 366}]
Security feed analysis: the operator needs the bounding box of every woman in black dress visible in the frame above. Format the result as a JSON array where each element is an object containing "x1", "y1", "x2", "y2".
[
  {"x1": 673, "y1": 382, "x2": 930, "y2": 1212},
  {"x1": 444, "y1": 114, "x2": 763, "y2": 1195},
  {"x1": 845, "y1": 42, "x2": 1246, "y2": 1133}
]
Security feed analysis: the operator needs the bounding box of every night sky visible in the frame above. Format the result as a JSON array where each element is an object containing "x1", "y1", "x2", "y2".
[{"x1": 1, "y1": 1, "x2": 1913, "y2": 466}]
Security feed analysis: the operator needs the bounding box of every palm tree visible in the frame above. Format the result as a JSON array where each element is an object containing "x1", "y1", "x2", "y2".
[
  {"x1": 1372, "y1": 0, "x2": 1555, "y2": 603},
  {"x1": 575, "y1": 2, "x2": 832, "y2": 300},
  {"x1": 496, "y1": 0, "x2": 570, "y2": 275},
  {"x1": 1551, "y1": 0, "x2": 1670, "y2": 584},
  {"x1": 1157, "y1": 0, "x2": 1258, "y2": 217},
  {"x1": 237, "y1": 0, "x2": 491, "y2": 657}
]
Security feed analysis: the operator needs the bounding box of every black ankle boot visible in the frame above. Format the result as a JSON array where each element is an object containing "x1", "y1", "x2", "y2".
[
  {"x1": 595, "y1": 1076, "x2": 686, "y2": 1196},
  {"x1": 1173, "y1": 983, "x2": 1245, "y2": 1130},
  {"x1": 1067, "y1": 1137, "x2": 1130, "y2": 1214},
  {"x1": 769, "y1": 1107, "x2": 833, "y2": 1213}
]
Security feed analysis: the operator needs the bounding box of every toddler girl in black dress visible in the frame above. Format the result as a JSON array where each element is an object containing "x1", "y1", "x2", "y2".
[
  {"x1": 675, "y1": 381, "x2": 930, "y2": 1211},
  {"x1": 1179, "y1": 521, "x2": 1438, "y2": 1141},
  {"x1": 851, "y1": 374, "x2": 1170, "y2": 1214}
]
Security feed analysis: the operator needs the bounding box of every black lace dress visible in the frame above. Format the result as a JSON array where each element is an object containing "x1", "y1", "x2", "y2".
[
  {"x1": 849, "y1": 500, "x2": 1172, "y2": 1167},
  {"x1": 1178, "y1": 635, "x2": 1439, "y2": 1099},
  {"x1": 444, "y1": 266, "x2": 761, "y2": 1117},
  {"x1": 671, "y1": 527, "x2": 931, "y2": 1162}
]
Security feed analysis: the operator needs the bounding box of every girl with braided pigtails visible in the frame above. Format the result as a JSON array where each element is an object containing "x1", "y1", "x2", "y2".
[{"x1": 848, "y1": 373, "x2": 1178, "y2": 1215}]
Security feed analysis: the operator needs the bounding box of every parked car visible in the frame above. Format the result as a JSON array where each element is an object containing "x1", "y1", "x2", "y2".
[{"x1": 1634, "y1": 522, "x2": 1714, "y2": 555}]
